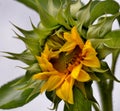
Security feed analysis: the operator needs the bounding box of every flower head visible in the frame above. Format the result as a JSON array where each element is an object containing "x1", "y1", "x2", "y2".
[{"x1": 33, "y1": 26, "x2": 100, "y2": 104}]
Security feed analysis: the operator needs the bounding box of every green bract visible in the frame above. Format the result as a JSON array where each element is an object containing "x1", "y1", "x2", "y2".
[{"x1": 0, "y1": 0, "x2": 120, "y2": 111}]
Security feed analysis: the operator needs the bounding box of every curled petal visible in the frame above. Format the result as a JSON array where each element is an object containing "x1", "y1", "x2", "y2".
[
  {"x1": 82, "y1": 56, "x2": 100, "y2": 68},
  {"x1": 82, "y1": 40, "x2": 97, "y2": 56},
  {"x1": 40, "y1": 74, "x2": 66, "y2": 92},
  {"x1": 71, "y1": 26, "x2": 84, "y2": 49},
  {"x1": 82, "y1": 40, "x2": 100, "y2": 68},
  {"x1": 61, "y1": 26, "x2": 84, "y2": 53}
]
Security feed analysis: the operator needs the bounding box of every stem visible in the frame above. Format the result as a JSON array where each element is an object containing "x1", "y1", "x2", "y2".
[
  {"x1": 97, "y1": 50, "x2": 119, "y2": 111},
  {"x1": 97, "y1": 81, "x2": 113, "y2": 111}
]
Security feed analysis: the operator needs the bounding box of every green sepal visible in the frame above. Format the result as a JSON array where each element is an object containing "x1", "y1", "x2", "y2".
[
  {"x1": 111, "y1": 49, "x2": 120, "y2": 74},
  {"x1": 70, "y1": 0, "x2": 83, "y2": 18},
  {"x1": 90, "y1": 73, "x2": 100, "y2": 82},
  {"x1": 16, "y1": 0, "x2": 40, "y2": 13},
  {"x1": 90, "y1": 38, "x2": 108, "y2": 49},
  {"x1": 18, "y1": 35, "x2": 41, "y2": 55},
  {"x1": 4, "y1": 50, "x2": 36, "y2": 65},
  {"x1": 35, "y1": 0, "x2": 59, "y2": 28},
  {"x1": 64, "y1": 87, "x2": 91, "y2": 111},
  {"x1": 64, "y1": 0, "x2": 76, "y2": 27},
  {"x1": 25, "y1": 63, "x2": 41, "y2": 77},
  {"x1": 16, "y1": 0, "x2": 60, "y2": 16},
  {"x1": 96, "y1": 29, "x2": 120, "y2": 69},
  {"x1": 84, "y1": 82, "x2": 100, "y2": 110},
  {"x1": 96, "y1": 44, "x2": 113, "y2": 60},
  {"x1": 117, "y1": 15, "x2": 120, "y2": 27},
  {"x1": 104, "y1": 30, "x2": 120, "y2": 49},
  {"x1": 0, "y1": 76, "x2": 41, "y2": 109},
  {"x1": 13, "y1": 24, "x2": 42, "y2": 55},
  {"x1": 46, "y1": 28, "x2": 65, "y2": 50},
  {"x1": 77, "y1": 0, "x2": 92, "y2": 38},
  {"x1": 45, "y1": 91, "x2": 61, "y2": 110},
  {"x1": 87, "y1": 13, "x2": 120, "y2": 39},
  {"x1": 56, "y1": 8, "x2": 71, "y2": 29},
  {"x1": 90, "y1": 0, "x2": 119, "y2": 24},
  {"x1": 76, "y1": 81, "x2": 99, "y2": 107},
  {"x1": 95, "y1": 61, "x2": 120, "y2": 82},
  {"x1": 13, "y1": 22, "x2": 54, "y2": 55},
  {"x1": 23, "y1": 79, "x2": 43, "y2": 102},
  {"x1": 77, "y1": 0, "x2": 92, "y2": 27}
]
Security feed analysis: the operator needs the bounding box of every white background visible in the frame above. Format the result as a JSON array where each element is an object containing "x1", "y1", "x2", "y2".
[{"x1": 0, "y1": 0, "x2": 120, "y2": 111}]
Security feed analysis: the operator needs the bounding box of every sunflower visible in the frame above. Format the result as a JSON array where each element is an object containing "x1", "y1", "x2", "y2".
[{"x1": 33, "y1": 26, "x2": 100, "y2": 104}]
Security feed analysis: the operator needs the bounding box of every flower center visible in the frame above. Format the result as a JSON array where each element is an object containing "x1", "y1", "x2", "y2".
[
  {"x1": 66, "y1": 54, "x2": 81, "y2": 72},
  {"x1": 51, "y1": 46, "x2": 82, "y2": 74}
]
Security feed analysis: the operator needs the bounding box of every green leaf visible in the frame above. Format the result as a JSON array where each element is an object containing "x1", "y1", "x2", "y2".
[
  {"x1": 46, "y1": 30, "x2": 65, "y2": 50},
  {"x1": 64, "y1": 87, "x2": 91, "y2": 111},
  {"x1": 0, "y1": 76, "x2": 40, "y2": 109},
  {"x1": 104, "y1": 30, "x2": 120, "y2": 48},
  {"x1": 90, "y1": 1, "x2": 119, "y2": 23}
]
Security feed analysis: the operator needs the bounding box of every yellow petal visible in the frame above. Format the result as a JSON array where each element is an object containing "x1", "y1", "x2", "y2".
[
  {"x1": 42, "y1": 44, "x2": 50, "y2": 59},
  {"x1": 60, "y1": 42, "x2": 76, "y2": 52},
  {"x1": 32, "y1": 71, "x2": 58, "y2": 80},
  {"x1": 64, "y1": 32, "x2": 72, "y2": 42},
  {"x1": 56, "y1": 75, "x2": 74, "y2": 104},
  {"x1": 71, "y1": 64, "x2": 82, "y2": 79},
  {"x1": 36, "y1": 56, "x2": 54, "y2": 71},
  {"x1": 61, "y1": 26, "x2": 84, "y2": 53},
  {"x1": 41, "y1": 73, "x2": 66, "y2": 92},
  {"x1": 77, "y1": 69, "x2": 91, "y2": 82},
  {"x1": 71, "y1": 26, "x2": 84, "y2": 49},
  {"x1": 82, "y1": 56, "x2": 100, "y2": 68},
  {"x1": 82, "y1": 40, "x2": 96, "y2": 55},
  {"x1": 71, "y1": 64, "x2": 91, "y2": 82},
  {"x1": 82, "y1": 40, "x2": 100, "y2": 68}
]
